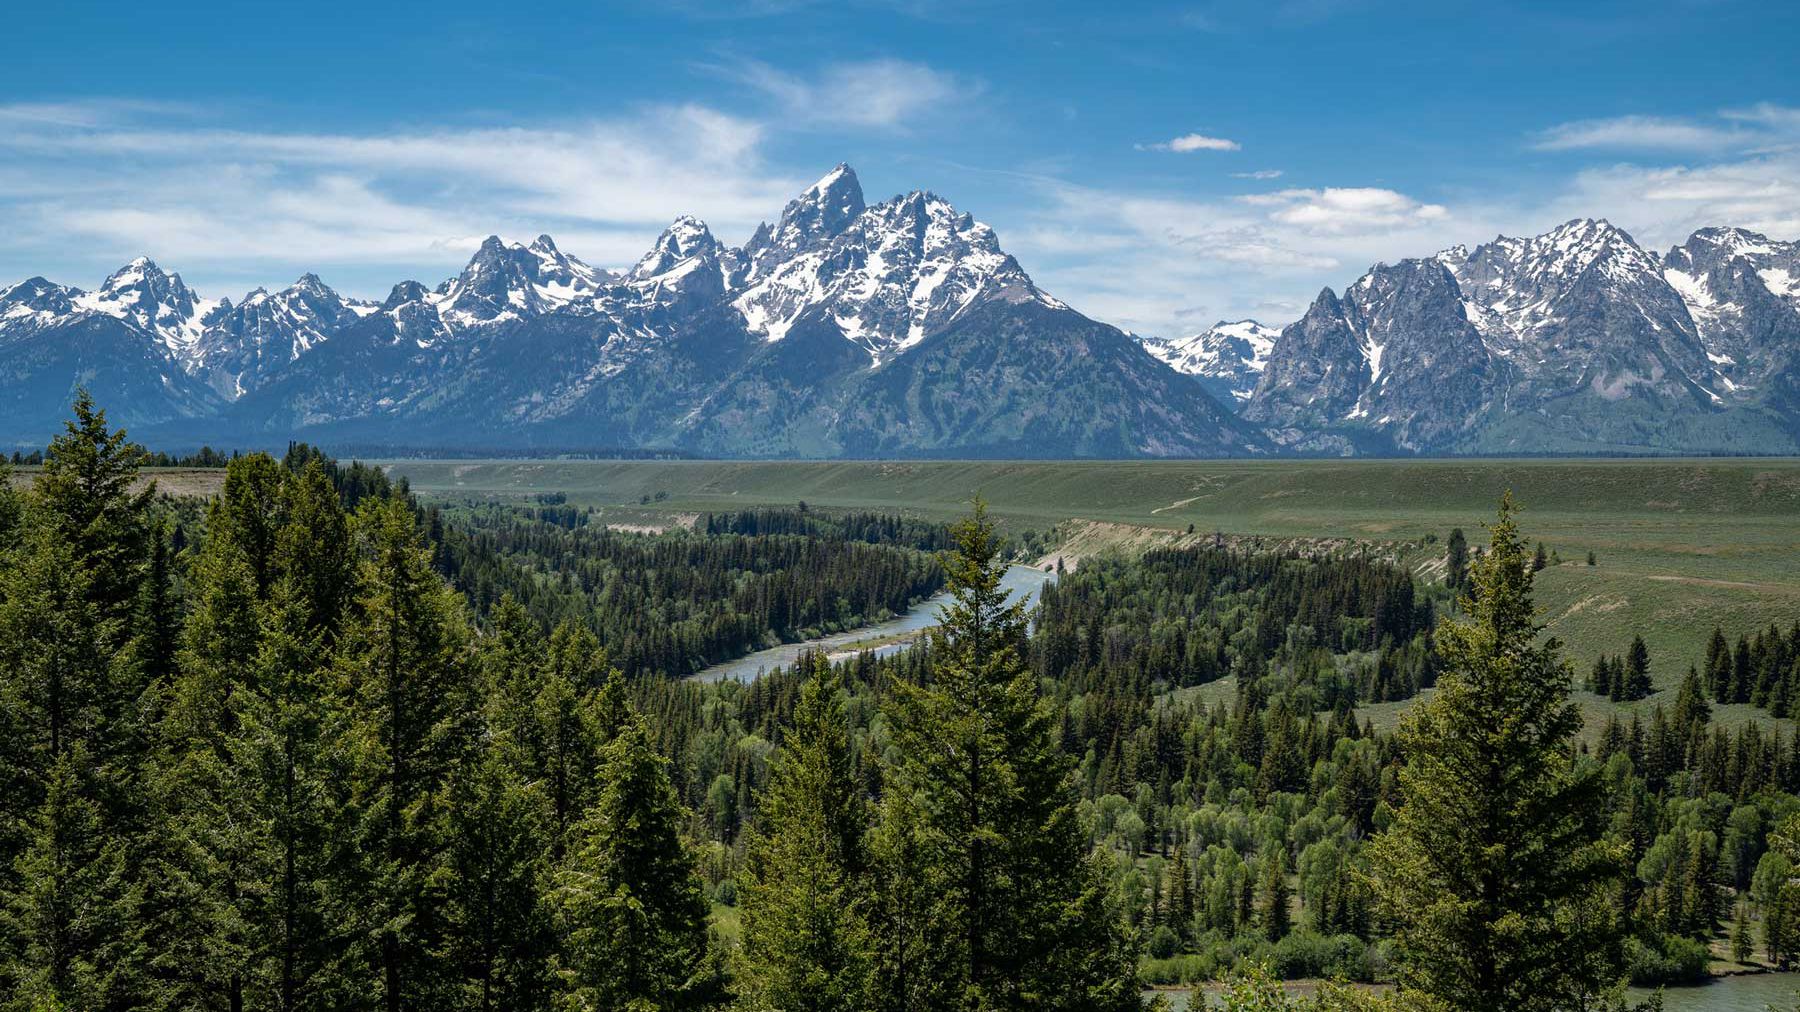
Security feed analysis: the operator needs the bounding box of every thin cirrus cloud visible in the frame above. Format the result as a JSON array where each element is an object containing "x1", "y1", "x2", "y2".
[
  {"x1": 1533, "y1": 114, "x2": 1747, "y2": 152},
  {"x1": 711, "y1": 57, "x2": 975, "y2": 130},
  {"x1": 1532, "y1": 105, "x2": 1800, "y2": 153},
  {"x1": 1138, "y1": 132, "x2": 1241, "y2": 153},
  {"x1": 0, "y1": 99, "x2": 805, "y2": 293}
]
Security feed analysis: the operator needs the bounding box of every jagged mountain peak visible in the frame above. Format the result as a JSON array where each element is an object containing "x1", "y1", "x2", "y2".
[
  {"x1": 741, "y1": 165, "x2": 869, "y2": 284},
  {"x1": 797, "y1": 163, "x2": 864, "y2": 219},
  {"x1": 288, "y1": 272, "x2": 336, "y2": 297},
  {"x1": 0, "y1": 277, "x2": 84, "y2": 327},
  {"x1": 71, "y1": 255, "x2": 219, "y2": 358},
  {"x1": 432, "y1": 232, "x2": 609, "y2": 326},
  {"x1": 1667, "y1": 226, "x2": 1796, "y2": 271},
  {"x1": 629, "y1": 216, "x2": 727, "y2": 289},
  {"x1": 732, "y1": 181, "x2": 1041, "y2": 360},
  {"x1": 384, "y1": 280, "x2": 428, "y2": 309}
]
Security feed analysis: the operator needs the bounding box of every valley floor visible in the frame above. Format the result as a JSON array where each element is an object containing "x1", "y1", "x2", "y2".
[{"x1": 228, "y1": 455, "x2": 1800, "y2": 730}]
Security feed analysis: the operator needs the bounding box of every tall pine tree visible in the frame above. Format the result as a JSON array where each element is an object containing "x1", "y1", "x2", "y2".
[
  {"x1": 883, "y1": 500, "x2": 1137, "y2": 1011},
  {"x1": 553, "y1": 713, "x2": 715, "y2": 1011},
  {"x1": 737, "y1": 653, "x2": 872, "y2": 1011},
  {"x1": 1368, "y1": 494, "x2": 1624, "y2": 1012}
]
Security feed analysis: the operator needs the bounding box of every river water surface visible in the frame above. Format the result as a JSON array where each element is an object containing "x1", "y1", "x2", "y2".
[
  {"x1": 688, "y1": 564, "x2": 1057, "y2": 683},
  {"x1": 1148, "y1": 974, "x2": 1798, "y2": 1010}
]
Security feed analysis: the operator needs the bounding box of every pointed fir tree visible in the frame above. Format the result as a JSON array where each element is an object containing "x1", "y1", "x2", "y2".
[
  {"x1": 438, "y1": 742, "x2": 554, "y2": 1012},
  {"x1": 883, "y1": 499, "x2": 1138, "y2": 1010},
  {"x1": 1732, "y1": 902, "x2": 1754, "y2": 963},
  {"x1": 1706, "y1": 627, "x2": 1733, "y2": 702},
  {"x1": 863, "y1": 780, "x2": 953, "y2": 1012},
  {"x1": 1259, "y1": 845, "x2": 1292, "y2": 942},
  {"x1": 344, "y1": 493, "x2": 477, "y2": 1012},
  {"x1": 274, "y1": 457, "x2": 355, "y2": 641},
  {"x1": 553, "y1": 713, "x2": 714, "y2": 1011},
  {"x1": 33, "y1": 388, "x2": 154, "y2": 634},
  {"x1": 236, "y1": 577, "x2": 354, "y2": 1012},
  {"x1": 1444, "y1": 529, "x2": 1468, "y2": 593},
  {"x1": 1367, "y1": 493, "x2": 1624, "y2": 1012},
  {"x1": 1624, "y1": 635, "x2": 1652, "y2": 701},
  {"x1": 737, "y1": 653, "x2": 872, "y2": 1011},
  {"x1": 4, "y1": 744, "x2": 134, "y2": 1012}
]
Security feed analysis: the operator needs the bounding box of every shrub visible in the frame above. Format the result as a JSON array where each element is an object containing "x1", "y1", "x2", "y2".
[{"x1": 1625, "y1": 933, "x2": 1710, "y2": 986}]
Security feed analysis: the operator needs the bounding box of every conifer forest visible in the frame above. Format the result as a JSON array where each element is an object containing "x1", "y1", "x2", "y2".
[{"x1": 4, "y1": 397, "x2": 1800, "y2": 1012}]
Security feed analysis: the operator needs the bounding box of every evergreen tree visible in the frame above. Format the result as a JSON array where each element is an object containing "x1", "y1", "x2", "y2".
[
  {"x1": 138, "y1": 517, "x2": 180, "y2": 686},
  {"x1": 1368, "y1": 494, "x2": 1624, "y2": 1012},
  {"x1": 1532, "y1": 542, "x2": 1548, "y2": 572},
  {"x1": 0, "y1": 400, "x2": 155, "y2": 1007},
  {"x1": 864, "y1": 778, "x2": 953, "y2": 1012},
  {"x1": 737, "y1": 654, "x2": 872, "y2": 1011},
  {"x1": 1167, "y1": 847, "x2": 1195, "y2": 945},
  {"x1": 527, "y1": 623, "x2": 613, "y2": 859},
  {"x1": 1258, "y1": 846, "x2": 1291, "y2": 942},
  {"x1": 4, "y1": 746, "x2": 133, "y2": 1011},
  {"x1": 883, "y1": 500, "x2": 1137, "y2": 1010},
  {"x1": 1623, "y1": 636, "x2": 1652, "y2": 701},
  {"x1": 1706, "y1": 628, "x2": 1733, "y2": 702},
  {"x1": 439, "y1": 744, "x2": 553, "y2": 1012},
  {"x1": 553, "y1": 714, "x2": 714, "y2": 1011},
  {"x1": 275, "y1": 458, "x2": 355, "y2": 641},
  {"x1": 33, "y1": 389, "x2": 154, "y2": 634},
  {"x1": 0, "y1": 456, "x2": 19, "y2": 552},
  {"x1": 1671, "y1": 667, "x2": 1711, "y2": 734},
  {"x1": 239, "y1": 579, "x2": 353, "y2": 1012},
  {"x1": 344, "y1": 494, "x2": 477, "y2": 1012},
  {"x1": 1444, "y1": 529, "x2": 1468, "y2": 593}
]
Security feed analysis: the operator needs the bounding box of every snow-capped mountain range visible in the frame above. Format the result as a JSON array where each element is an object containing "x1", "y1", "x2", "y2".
[
  {"x1": 1146, "y1": 218, "x2": 1800, "y2": 454},
  {"x1": 0, "y1": 165, "x2": 1252, "y2": 457},
  {"x1": 2, "y1": 166, "x2": 1797, "y2": 457}
]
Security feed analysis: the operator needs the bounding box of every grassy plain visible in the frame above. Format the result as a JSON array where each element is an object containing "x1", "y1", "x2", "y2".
[{"x1": 378, "y1": 457, "x2": 1800, "y2": 726}]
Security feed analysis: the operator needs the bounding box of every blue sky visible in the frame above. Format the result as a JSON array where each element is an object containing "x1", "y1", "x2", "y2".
[{"x1": 3, "y1": 0, "x2": 1797, "y2": 335}]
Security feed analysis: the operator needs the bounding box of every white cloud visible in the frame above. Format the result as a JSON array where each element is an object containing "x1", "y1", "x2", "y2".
[
  {"x1": 1022, "y1": 102, "x2": 1800, "y2": 336},
  {"x1": 1232, "y1": 169, "x2": 1283, "y2": 179},
  {"x1": 1532, "y1": 105, "x2": 1800, "y2": 154},
  {"x1": 1244, "y1": 187, "x2": 1448, "y2": 232},
  {"x1": 1725, "y1": 102, "x2": 1800, "y2": 133},
  {"x1": 721, "y1": 58, "x2": 972, "y2": 130},
  {"x1": 0, "y1": 102, "x2": 803, "y2": 296},
  {"x1": 1534, "y1": 114, "x2": 1745, "y2": 152},
  {"x1": 1541, "y1": 154, "x2": 1800, "y2": 249},
  {"x1": 1004, "y1": 174, "x2": 1479, "y2": 337},
  {"x1": 1139, "y1": 132, "x2": 1241, "y2": 153}
]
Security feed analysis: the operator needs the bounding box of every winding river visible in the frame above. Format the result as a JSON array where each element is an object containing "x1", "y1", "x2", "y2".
[{"x1": 688, "y1": 563, "x2": 1057, "y2": 683}]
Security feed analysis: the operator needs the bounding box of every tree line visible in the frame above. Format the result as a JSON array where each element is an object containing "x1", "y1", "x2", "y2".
[{"x1": 431, "y1": 503, "x2": 947, "y2": 678}]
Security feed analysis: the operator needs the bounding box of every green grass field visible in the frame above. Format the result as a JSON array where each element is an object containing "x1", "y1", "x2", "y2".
[{"x1": 378, "y1": 457, "x2": 1800, "y2": 726}]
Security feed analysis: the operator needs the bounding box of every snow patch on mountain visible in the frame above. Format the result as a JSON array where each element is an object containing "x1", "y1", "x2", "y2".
[
  {"x1": 1141, "y1": 320, "x2": 1280, "y2": 405},
  {"x1": 733, "y1": 187, "x2": 1049, "y2": 364},
  {"x1": 68, "y1": 257, "x2": 222, "y2": 360}
]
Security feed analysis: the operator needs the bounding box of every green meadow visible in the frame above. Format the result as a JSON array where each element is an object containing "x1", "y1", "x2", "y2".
[{"x1": 375, "y1": 457, "x2": 1800, "y2": 724}]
